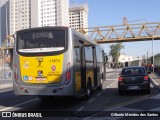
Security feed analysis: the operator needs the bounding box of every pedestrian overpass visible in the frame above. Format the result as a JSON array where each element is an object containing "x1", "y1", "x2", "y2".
[
  {"x1": 78, "y1": 22, "x2": 160, "y2": 43},
  {"x1": 2, "y1": 22, "x2": 160, "y2": 49}
]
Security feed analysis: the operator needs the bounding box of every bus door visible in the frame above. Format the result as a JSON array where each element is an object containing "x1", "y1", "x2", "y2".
[
  {"x1": 93, "y1": 47, "x2": 97, "y2": 89},
  {"x1": 103, "y1": 51, "x2": 106, "y2": 81},
  {"x1": 80, "y1": 41, "x2": 86, "y2": 94}
]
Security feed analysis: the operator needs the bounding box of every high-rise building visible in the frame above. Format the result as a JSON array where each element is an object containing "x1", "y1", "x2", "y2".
[
  {"x1": 0, "y1": 0, "x2": 9, "y2": 47},
  {"x1": 1, "y1": 0, "x2": 69, "y2": 46},
  {"x1": 9, "y1": 0, "x2": 31, "y2": 35},
  {"x1": 31, "y1": 0, "x2": 69, "y2": 28},
  {"x1": 9, "y1": 0, "x2": 69, "y2": 35},
  {"x1": 69, "y1": 4, "x2": 88, "y2": 29}
]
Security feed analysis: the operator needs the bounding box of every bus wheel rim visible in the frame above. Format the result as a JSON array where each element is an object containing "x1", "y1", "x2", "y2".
[{"x1": 87, "y1": 86, "x2": 90, "y2": 96}]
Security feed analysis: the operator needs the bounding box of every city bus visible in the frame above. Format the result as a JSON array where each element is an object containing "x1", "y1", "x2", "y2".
[{"x1": 13, "y1": 26, "x2": 106, "y2": 100}]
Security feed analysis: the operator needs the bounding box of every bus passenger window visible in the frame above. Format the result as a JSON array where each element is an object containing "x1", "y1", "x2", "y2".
[{"x1": 74, "y1": 37, "x2": 80, "y2": 62}]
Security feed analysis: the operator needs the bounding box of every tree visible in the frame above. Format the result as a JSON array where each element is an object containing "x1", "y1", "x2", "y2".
[
  {"x1": 109, "y1": 43, "x2": 124, "y2": 67},
  {"x1": 105, "y1": 55, "x2": 108, "y2": 62}
]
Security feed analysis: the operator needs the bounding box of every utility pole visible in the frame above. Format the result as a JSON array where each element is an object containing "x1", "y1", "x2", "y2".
[{"x1": 147, "y1": 51, "x2": 148, "y2": 64}]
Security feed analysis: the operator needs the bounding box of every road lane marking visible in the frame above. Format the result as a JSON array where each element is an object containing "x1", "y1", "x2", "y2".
[
  {"x1": 0, "y1": 98, "x2": 39, "y2": 111},
  {"x1": 150, "y1": 83, "x2": 154, "y2": 87},
  {"x1": 106, "y1": 73, "x2": 114, "y2": 77},
  {"x1": 105, "y1": 94, "x2": 151, "y2": 111},
  {"x1": 111, "y1": 80, "x2": 117, "y2": 85},
  {"x1": 105, "y1": 80, "x2": 118, "y2": 89},
  {"x1": 0, "y1": 89, "x2": 13, "y2": 93},
  {"x1": 83, "y1": 94, "x2": 151, "y2": 120},
  {"x1": 151, "y1": 78, "x2": 159, "y2": 86},
  {"x1": 76, "y1": 106, "x2": 85, "y2": 112},
  {"x1": 114, "y1": 80, "x2": 117, "y2": 84},
  {"x1": 96, "y1": 93, "x2": 101, "y2": 97},
  {"x1": 111, "y1": 82, "x2": 114, "y2": 85},
  {"x1": 88, "y1": 98, "x2": 95, "y2": 103},
  {"x1": 106, "y1": 82, "x2": 115, "y2": 88}
]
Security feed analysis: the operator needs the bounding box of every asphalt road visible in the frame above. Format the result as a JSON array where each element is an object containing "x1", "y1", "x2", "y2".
[{"x1": 0, "y1": 69, "x2": 159, "y2": 120}]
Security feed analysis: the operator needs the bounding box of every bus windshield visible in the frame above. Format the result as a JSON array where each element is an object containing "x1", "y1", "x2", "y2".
[{"x1": 17, "y1": 30, "x2": 65, "y2": 53}]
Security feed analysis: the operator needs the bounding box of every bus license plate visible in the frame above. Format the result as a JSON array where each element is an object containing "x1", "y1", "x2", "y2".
[{"x1": 128, "y1": 86, "x2": 139, "y2": 90}]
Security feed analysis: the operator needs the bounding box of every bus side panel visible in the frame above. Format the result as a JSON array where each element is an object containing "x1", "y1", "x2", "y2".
[
  {"x1": 13, "y1": 44, "x2": 23, "y2": 95},
  {"x1": 85, "y1": 46, "x2": 94, "y2": 90},
  {"x1": 62, "y1": 28, "x2": 75, "y2": 96},
  {"x1": 73, "y1": 55, "x2": 81, "y2": 95},
  {"x1": 72, "y1": 34, "x2": 82, "y2": 97},
  {"x1": 96, "y1": 47, "x2": 103, "y2": 87},
  {"x1": 12, "y1": 33, "x2": 22, "y2": 95}
]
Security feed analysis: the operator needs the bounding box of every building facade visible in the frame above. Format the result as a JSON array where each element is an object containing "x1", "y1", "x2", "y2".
[
  {"x1": 0, "y1": 0, "x2": 9, "y2": 47},
  {"x1": 31, "y1": 0, "x2": 69, "y2": 28},
  {"x1": 9, "y1": 0, "x2": 31, "y2": 35},
  {"x1": 118, "y1": 53, "x2": 134, "y2": 63},
  {"x1": 69, "y1": 4, "x2": 88, "y2": 29},
  {"x1": 9, "y1": 0, "x2": 69, "y2": 35}
]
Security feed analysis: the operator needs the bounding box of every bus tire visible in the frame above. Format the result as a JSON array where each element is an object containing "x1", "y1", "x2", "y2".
[
  {"x1": 98, "y1": 84, "x2": 103, "y2": 90},
  {"x1": 98, "y1": 79, "x2": 103, "y2": 90},
  {"x1": 85, "y1": 81, "x2": 92, "y2": 99}
]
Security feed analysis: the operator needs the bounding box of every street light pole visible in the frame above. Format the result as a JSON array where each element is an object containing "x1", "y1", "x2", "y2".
[
  {"x1": 127, "y1": 19, "x2": 155, "y2": 73},
  {"x1": 152, "y1": 36, "x2": 154, "y2": 73}
]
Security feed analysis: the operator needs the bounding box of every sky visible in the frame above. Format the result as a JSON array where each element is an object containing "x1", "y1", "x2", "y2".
[
  {"x1": 86, "y1": 0, "x2": 160, "y2": 58},
  {"x1": 0, "y1": 0, "x2": 159, "y2": 58}
]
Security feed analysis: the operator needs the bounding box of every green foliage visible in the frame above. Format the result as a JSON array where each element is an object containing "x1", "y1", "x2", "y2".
[{"x1": 109, "y1": 43, "x2": 124, "y2": 63}]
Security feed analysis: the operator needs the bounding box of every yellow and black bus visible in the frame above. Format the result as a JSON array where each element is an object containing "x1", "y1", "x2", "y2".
[{"x1": 13, "y1": 26, "x2": 106, "y2": 99}]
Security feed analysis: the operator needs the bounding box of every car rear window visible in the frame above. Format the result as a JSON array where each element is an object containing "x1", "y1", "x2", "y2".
[{"x1": 121, "y1": 68, "x2": 145, "y2": 75}]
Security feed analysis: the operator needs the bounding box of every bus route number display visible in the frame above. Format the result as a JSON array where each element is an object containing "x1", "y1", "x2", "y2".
[{"x1": 32, "y1": 32, "x2": 54, "y2": 39}]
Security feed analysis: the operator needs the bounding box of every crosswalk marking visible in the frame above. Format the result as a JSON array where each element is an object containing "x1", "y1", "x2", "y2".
[{"x1": 106, "y1": 73, "x2": 114, "y2": 76}]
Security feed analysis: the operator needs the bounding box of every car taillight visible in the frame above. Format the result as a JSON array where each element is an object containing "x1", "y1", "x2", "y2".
[
  {"x1": 14, "y1": 64, "x2": 18, "y2": 82},
  {"x1": 65, "y1": 62, "x2": 71, "y2": 84},
  {"x1": 118, "y1": 77, "x2": 123, "y2": 81},
  {"x1": 144, "y1": 76, "x2": 149, "y2": 80}
]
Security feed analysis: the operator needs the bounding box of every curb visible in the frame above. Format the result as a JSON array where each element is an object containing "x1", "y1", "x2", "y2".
[
  {"x1": 0, "y1": 83, "x2": 13, "y2": 90},
  {"x1": 154, "y1": 73, "x2": 160, "y2": 78},
  {"x1": 150, "y1": 73, "x2": 160, "y2": 89}
]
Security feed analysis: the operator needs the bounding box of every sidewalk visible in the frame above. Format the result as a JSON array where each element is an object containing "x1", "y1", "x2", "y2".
[
  {"x1": 0, "y1": 79, "x2": 13, "y2": 90},
  {"x1": 149, "y1": 73, "x2": 160, "y2": 89}
]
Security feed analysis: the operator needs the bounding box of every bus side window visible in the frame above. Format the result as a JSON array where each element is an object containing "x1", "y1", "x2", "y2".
[
  {"x1": 99, "y1": 49, "x2": 102, "y2": 63},
  {"x1": 74, "y1": 36, "x2": 80, "y2": 62},
  {"x1": 85, "y1": 46, "x2": 93, "y2": 63},
  {"x1": 96, "y1": 47, "x2": 100, "y2": 63}
]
